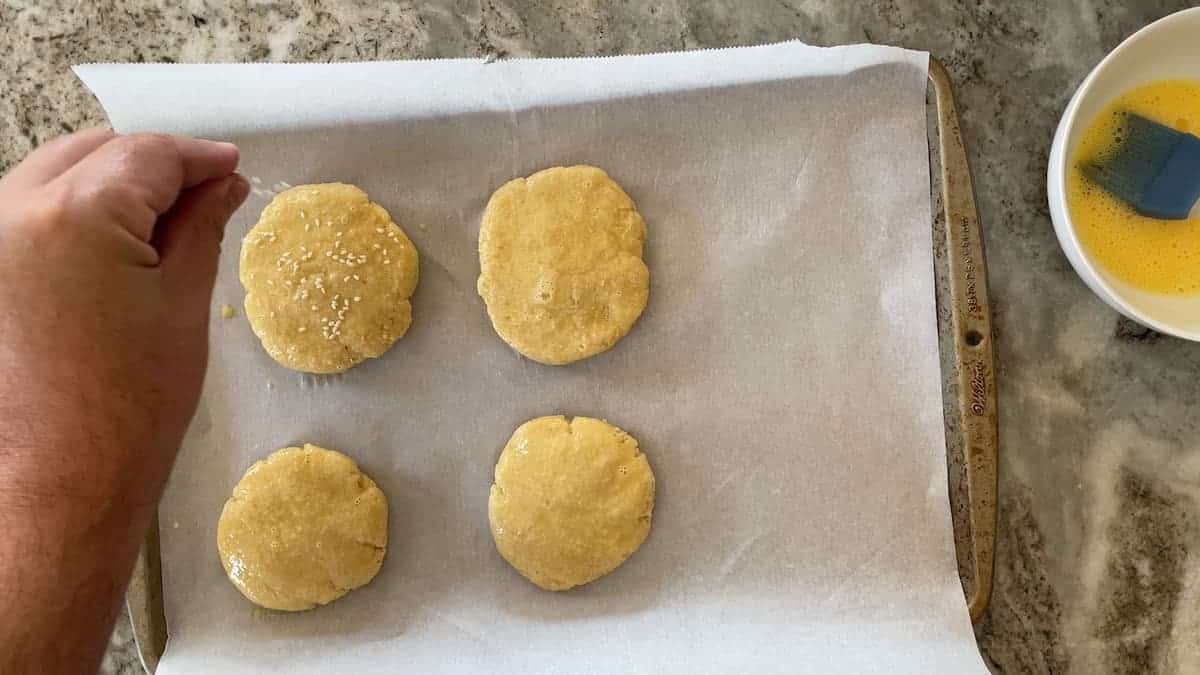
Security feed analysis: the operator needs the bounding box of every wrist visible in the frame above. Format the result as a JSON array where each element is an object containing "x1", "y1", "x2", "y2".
[{"x1": 0, "y1": 396, "x2": 178, "y2": 512}]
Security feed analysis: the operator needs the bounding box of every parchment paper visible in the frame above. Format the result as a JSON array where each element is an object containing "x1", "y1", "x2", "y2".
[{"x1": 76, "y1": 42, "x2": 987, "y2": 674}]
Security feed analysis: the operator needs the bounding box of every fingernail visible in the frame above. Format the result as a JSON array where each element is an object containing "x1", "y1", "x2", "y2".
[
  {"x1": 227, "y1": 174, "x2": 250, "y2": 203},
  {"x1": 215, "y1": 141, "x2": 240, "y2": 164}
]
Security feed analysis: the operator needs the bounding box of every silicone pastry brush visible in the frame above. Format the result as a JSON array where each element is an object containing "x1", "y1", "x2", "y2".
[{"x1": 1082, "y1": 112, "x2": 1200, "y2": 220}]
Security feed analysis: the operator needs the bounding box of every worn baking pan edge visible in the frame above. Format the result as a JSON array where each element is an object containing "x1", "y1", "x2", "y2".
[
  {"x1": 927, "y1": 58, "x2": 998, "y2": 624},
  {"x1": 125, "y1": 57, "x2": 998, "y2": 673},
  {"x1": 127, "y1": 512, "x2": 166, "y2": 673}
]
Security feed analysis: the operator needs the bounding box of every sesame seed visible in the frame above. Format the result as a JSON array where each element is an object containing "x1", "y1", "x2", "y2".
[
  {"x1": 353, "y1": 296, "x2": 361, "y2": 302},
  {"x1": 297, "y1": 327, "x2": 306, "y2": 333}
]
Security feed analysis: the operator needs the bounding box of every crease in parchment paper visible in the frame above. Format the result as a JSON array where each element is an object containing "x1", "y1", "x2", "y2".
[
  {"x1": 76, "y1": 41, "x2": 987, "y2": 675},
  {"x1": 487, "y1": 64, "x2": 525, "y2": 178}
]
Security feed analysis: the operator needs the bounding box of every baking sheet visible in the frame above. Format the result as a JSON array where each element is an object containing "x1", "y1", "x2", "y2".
[{"x1": 76, "y1": 42, "x2": 986, "y2": 674}]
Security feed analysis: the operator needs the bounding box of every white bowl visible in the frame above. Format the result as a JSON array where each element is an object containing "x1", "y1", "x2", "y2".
[{"x1": 1048, "y1": 7, "x2": 1200, "y2": 339}]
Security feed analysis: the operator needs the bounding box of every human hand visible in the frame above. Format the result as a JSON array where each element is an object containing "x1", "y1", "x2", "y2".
[
  {"x1": 0, "y1": 128, "x2": 247, "y2": 674},
  {"x1": 0, "y1": 129, "x2": 247, "y2": 498}
]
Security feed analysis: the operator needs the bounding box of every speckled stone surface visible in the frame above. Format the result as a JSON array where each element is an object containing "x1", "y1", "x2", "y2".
[{"x1": 3, "y1": 1, "x2": 1199, "y2": 674}]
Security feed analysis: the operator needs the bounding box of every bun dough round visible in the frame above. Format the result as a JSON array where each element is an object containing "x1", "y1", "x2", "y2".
[
  {"x1": 241, "y1": 183, "x2": 419, "y2": 374},
  {"x1": 477, "y1": 166, "x2": 649, "y2": 365},
  {"x1": 488, "y1": 416, "x2": 655, "y2": 590},
  {"x1": 217, "y1": 444, "x2": 388, "y2": 611}
]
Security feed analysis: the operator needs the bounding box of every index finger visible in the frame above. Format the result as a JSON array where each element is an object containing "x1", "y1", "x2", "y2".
[{"x1": 59, "y1": 133, "x2": 240, "y2": 217}]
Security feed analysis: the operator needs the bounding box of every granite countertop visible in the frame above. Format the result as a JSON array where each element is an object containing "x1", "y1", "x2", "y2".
[{"x1": 2, "y1": 2, "x2": 1197, "y2": 674}]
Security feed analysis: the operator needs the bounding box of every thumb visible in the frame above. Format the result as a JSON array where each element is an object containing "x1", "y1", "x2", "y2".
[{"x1": 157, "y1": 174, "x2": 249, "y2": 322}]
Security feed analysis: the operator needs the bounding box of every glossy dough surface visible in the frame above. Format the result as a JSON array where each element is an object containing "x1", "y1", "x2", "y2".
[
  {"x1": 488, "y1": 416, "x2": 655, "y2": 591},
  {"x1": 241, "y1": 183, "x2": 419, "y2": 374},
  {"x1": 477, "y1": 166, "x2": 649, "y2": 365},
  {"x1": 217, "y1": 444, "x2": 388, "y2": 611}
]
